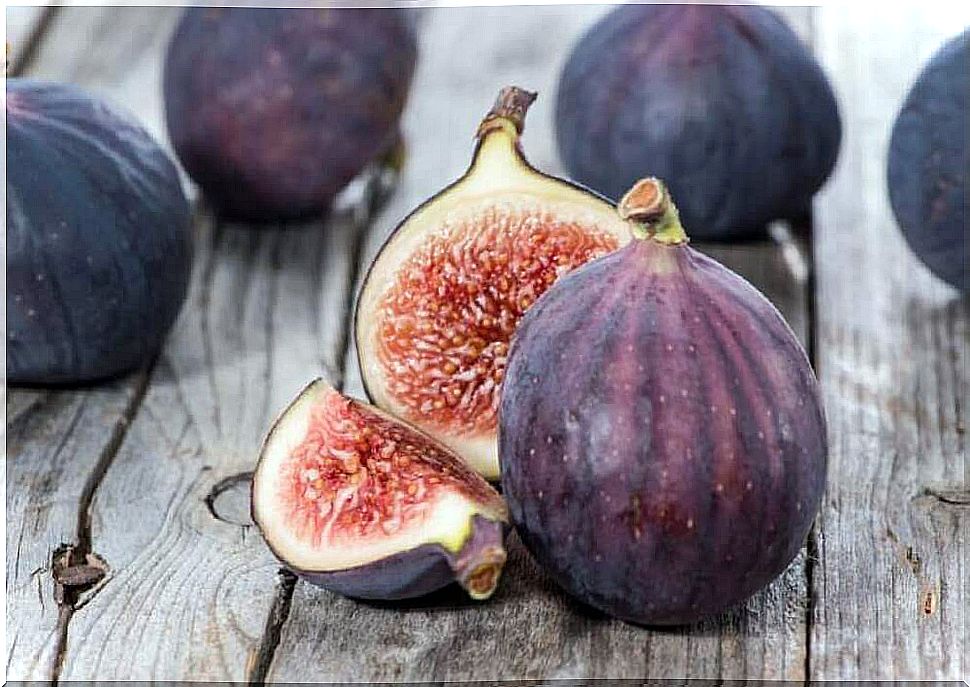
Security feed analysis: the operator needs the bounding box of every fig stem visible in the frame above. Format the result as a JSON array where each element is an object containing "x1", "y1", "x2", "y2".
[
  {"x1": 618, "y1": 178, "x2": 689, "y2": 245},
  {"x1": 476, "y1": 86, "x2": 538, "y2": 139},
  {"x1": 451, "y1": 517, "x2": 507, "y2": 600}
]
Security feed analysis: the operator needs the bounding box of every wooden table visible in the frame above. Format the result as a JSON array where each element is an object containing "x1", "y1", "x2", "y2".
[{"x1": 6, "y1": 4, "x2": 968, "y2": 681}]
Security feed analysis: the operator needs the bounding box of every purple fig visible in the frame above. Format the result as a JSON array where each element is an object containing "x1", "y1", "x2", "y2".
[
  {"x1": 252, "y1": 380, "x2": 508, "y2": 601},
  {"x1": 500, "y1": 178, "x2": 828, "y2": 625}
]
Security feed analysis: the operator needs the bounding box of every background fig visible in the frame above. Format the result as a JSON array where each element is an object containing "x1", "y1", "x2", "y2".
[
  {"x1": 163, "y1": 7, "x2": 417, "y2": 221},
  {"x1": 887, "y1": 28, "x2": 968, "y2": 292},
  {"x1": 500, "y1": 178, "x2": 828, "y2": 625},
  {"x1": 6, "y1": 79, "x2": 192, "y2": 384},
  {"x1": 555, "y1": 4, "x2": 842, "y2": 240},
  {"x1": 252, "y1": 380, "x2": 509, "y2": 601},
  {"x1": 356, "y1": 87, "x2": 632, "y2": 480}
]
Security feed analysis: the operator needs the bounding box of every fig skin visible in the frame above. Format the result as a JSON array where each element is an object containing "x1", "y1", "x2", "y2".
[
  {"x1": 499, "y1": 179, "x2": 828, "y2": 625},
  {"x1": 295, "y1": 515, "x2": 506, "y2": 601},
  {"x1": 356, "y1": 87, "x2": 632, "y2": 480},
  {"x1": 6, "y1": 79, "x2": 192, "y2": 384},
  {"x1": 163, "y1": 7, "x2": 416, "y2": 221},
  {"x1": 252, "y1": 380, "x2": 509, "y2": 601},
  {"x1": 887, "y1": 29, "x2": 968, "y2": 292},
  {"x1": 556, "y1": 4, "x2": 841, "y2": 240}
]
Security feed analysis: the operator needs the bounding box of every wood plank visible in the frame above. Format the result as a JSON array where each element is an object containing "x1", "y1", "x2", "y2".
[
  {"x1": 5, "y1": 6, "x2": 179, "y2": 680},
  {"x1": 51, "y1": 165, "x2": 395, "y2": 677},
  {"x1": 5, "y1": 4, "x2": 380, "y2": 680},
  {"x1": 274, "y1": 5, "x2": 813, "y2": 681},
  {"x1": 811, "y1": 4, "x2": 970, "y2": 680},
  {"x1": 5, "y1": 381, "x2": 146, "y2": 680},
  {"x1": 19, "y1": 5, "x2": 177, "y2": 148},
  {"x1": 5, "y1": 6, "x2": 56, "y2": 75},
  {"x1": 54, "y1": 207, "x2": 361, "y2": 680}
]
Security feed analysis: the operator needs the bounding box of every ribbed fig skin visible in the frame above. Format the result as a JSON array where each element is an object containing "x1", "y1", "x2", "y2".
[
  {"x1": 556, "y1": 4, "x2": 841, "y2": 239},
  {"x1": 163, "y1": 7, "x2": 416, "y2": 221},
  {"x1": 7, "y1": 80, "x2": 192, "y2": 384},
  {"x1": 288, "y1": 516, "x2": 505, "y2": 601},
  {"x1": 500, "y1": 240, "x2": 827, "y2": 625},
  {"x1": 887, "y1": 29, "x2": 968, "y2": 292}
]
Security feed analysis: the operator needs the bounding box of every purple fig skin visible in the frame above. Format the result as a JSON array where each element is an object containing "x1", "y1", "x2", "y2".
[
  {"x1": 499, "y1": 200, "x2": 827, "y2": 625},
  {"x1": 556, "y1": 4, "x2": 841, "y2": 240},
  {"x1": 163, "y1": 7, "x2": 416, "y2": 221},
  {"x1": 275, "y1": 515, "x2": 507, "y2": 601}
]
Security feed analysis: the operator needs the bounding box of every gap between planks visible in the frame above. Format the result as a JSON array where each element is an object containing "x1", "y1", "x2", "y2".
[{"x1": 243, "y1": 166, "x2": 398, "y2": 684}]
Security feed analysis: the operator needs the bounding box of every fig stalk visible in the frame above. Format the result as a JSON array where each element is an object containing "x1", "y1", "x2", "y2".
[
  {"x1": 476, "y1": 86, "x2": 537, "y2": 137},
  {"x1": 451, "y1": 517, "x2": 507, "y2": 600},
  {"x1": 618, "y1": 177, "x2": 689, "y2": 245}
]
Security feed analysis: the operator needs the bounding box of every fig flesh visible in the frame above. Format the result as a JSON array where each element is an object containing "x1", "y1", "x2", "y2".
[
  {"x1": 252, "y1": 379, "x2": 508, "y2": 601},
  {"x1": 356, "y1": 87, "x2": 632, "y2": 480},
  {"x1": 500, "y1": 179, "x2": 827, "y2": 625}
]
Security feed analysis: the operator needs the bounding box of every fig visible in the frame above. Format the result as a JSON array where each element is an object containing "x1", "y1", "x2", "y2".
[
  {"x1": 556, "y1": 4, "x2": 841, "y2": 240},
  {"x1": 163, "y1": 7, "x2": 416, "y2": 221},
  {"x1": 252, "y1": 379, "x2": 509, "y2": 601},
  {"x1": 887, "y1": 28, "x2": 968, "y2": 292},
  {"x1": 356, "y1": 87, "x2": 632, "y2": 479},
  {"x1": 7, "y1": 79, "x2": 192, "y2": 384},
  {"x1": 500, "y1": 178, "x2": 827, "y2": 625}
]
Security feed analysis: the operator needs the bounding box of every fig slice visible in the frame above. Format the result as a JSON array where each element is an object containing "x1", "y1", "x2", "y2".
[
  {"x1": 356, "y1": 86, "x2": 632, "y2": 480},
  {"x1": 252, "y1": 379, "x2": 509, "y2": 601}
]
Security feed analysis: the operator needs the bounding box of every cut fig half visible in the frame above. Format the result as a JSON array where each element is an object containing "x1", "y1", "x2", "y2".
[
  {"x1": 356, "y1": 86, "x2": 632, "y2": 480},
  {"x1": 252, "y1": 379, "x2": 509, "y2": 601}
]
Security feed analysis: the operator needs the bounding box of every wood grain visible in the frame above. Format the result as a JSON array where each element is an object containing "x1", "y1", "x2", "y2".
[
  {"x1": 5, "y1": 380, "x2": 146, "y2": 679},
  {"x1": 5, "y1": 6, "x2": 169, "y2": 680},
  {"x1": 275, "y1": 5, "x2": 814, "y2": 681},
  {"x1": 54, "y1": 207, "x2": 363, "y2": 680},
  {"x1": 17, "y1": 5, "x2": 178, "y2": 148},
  {"x1": 810, "y1": 5, "x2": 969, "y2": 680},
  {"x1": 5, "y1": 5, "x2": 57, "y2": 75},
  {"x1": 4, "y1": 5, "x2": 374, "y2": 681}
]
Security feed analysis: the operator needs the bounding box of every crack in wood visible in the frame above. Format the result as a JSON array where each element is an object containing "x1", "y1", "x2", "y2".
[
  {"x1": 7, "y1": 5, "x2": 59, "y2": 76},
  {"x1": 205, "y1": 471, "x2": 255, "y2": 528},
  {"x1": 917, "y1": 486, "x2": 970, "y2": 507},
  {"x1": 49, "y1": 368, "x2": 152, "y2": 685},
  {"x1": 242, "y1": 155, "x2": 402, "y2": 684},
  {"x1": 246, "y1": 569, "x2": 297, "y2": 685}
]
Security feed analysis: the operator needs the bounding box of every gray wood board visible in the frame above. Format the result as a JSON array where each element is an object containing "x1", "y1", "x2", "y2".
[
  {"x1": 6, "y1": 381, "x2": 145, "y2": 679},
  {"x1": 5, "y1": 6, "x2": 174, "y2": 680},
  {"x1": 55, "y1": 207, "x2": 363, "y2": 680},
  {"x1": 5, "y1": 5, "x2": 55, "y2": 74},
  {"x1": 3, "y1": 4, "x2": 370, "y2": 681},
  {"x1": 274, "y1": 5, "x2": 813, "y2": 681},
  {"x1": 810, "y1": 5, "x2": 970, "y2": 680}
]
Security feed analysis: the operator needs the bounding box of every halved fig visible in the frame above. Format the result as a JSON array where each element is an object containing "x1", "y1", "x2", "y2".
[
  {"x1": 356, "y1": 86, "x2": 632, "y2": 479},
  {"x1": 252, "y1": 379, "x2": 509, "y2": 601}
]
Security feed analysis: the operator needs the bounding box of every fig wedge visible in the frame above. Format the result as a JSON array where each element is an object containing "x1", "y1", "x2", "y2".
[{"x1": 252, "y1": 379, "x2": 508, "y2": 601}]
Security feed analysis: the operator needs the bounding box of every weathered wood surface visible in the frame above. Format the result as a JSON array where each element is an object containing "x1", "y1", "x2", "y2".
[
  {"x1": 810, "y1": 5, "x2": 969, "y2": 680},
  {"x1": 5, "y1": 6, "x2": 173, "y2": 680},
  {"x1": 278, "y1": 5, "x2": 813, "y2": 682},
  {"x1": 7, "y1": 2, "x2": 967, "y2": 682},
  {"x1": 5, "y1": 5, "x2": 378, "y2": 681},
  {"x1": 5, "y1": 6, "x2": 56, "y2": 74}
]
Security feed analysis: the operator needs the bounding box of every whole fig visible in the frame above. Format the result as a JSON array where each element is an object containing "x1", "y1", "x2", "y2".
[
  {"x1": 887, "y1": 28, "x2": 968, "y2": 292},
  {"x1": 556, "y1": 5, "x2": 841, "y2": 239},
  {"x1": 500, "y1": 178, "x2": 827, "y2": 625},
  {"x1": 163, "y1": 7, "x2": 416, "y2": 221}
]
